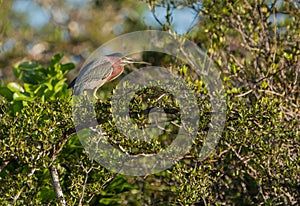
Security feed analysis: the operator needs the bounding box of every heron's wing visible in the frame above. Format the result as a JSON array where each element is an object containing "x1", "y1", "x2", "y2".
[
  {"x1": 68, "y1": 60, "x2": 98, "y2": 89},
  {"x1": 72, "y1": 58, "x2": 113, "y2": 95}
]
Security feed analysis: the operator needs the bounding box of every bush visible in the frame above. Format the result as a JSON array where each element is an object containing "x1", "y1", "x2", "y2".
[{"x1": 1, "y1": 0, "x2": 299, "y2": 205}]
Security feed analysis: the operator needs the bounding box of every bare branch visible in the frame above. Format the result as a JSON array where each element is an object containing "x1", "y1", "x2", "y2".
[{"x1": 50, "y1": 165, "x2": 66, "y2": 206}]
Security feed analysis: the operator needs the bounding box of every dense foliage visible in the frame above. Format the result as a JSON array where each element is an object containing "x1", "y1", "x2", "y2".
[{"x1": 0, "y1": 0, "x2": 299, "y2": 205}]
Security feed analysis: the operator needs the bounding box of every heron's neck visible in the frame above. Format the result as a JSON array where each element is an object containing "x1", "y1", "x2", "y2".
[{"x1": 107, "y1": 59, "x2": 124, "y2": 81}]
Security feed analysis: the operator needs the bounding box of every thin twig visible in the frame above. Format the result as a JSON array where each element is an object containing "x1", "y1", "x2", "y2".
[
  {"x1": 79, "y1": 165, "x2": 93, "y2": 206},
  {"x1": 12, "y1": 186, "x2": 25, "y2": 203},
  {"x1": 235, "y1": 89, "x2": 253, "y2": 97}
]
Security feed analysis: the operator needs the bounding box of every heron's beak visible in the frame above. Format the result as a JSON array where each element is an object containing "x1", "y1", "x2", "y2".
[
  {"x1": 132, "y1": 60, "x2": 151, "y2": 65},
  {"x1": 121, "y1": 57, "x2": 151, "y2": 65}
]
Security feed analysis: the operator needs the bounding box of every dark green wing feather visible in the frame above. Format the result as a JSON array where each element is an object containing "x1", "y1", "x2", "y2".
[{"x1": 72, "y1": 57, "x2": 113, "y2": 95}]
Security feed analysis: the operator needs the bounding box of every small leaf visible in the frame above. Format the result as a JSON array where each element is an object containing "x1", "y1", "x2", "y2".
[
  {"x1": 13, "y1": 92, "x2": 34, "y2": 101},
  {"x1": 43, "y1": 80, "x2": 53, "y2": 91},
  {"x1": 54, "y1": 78, "x2": 67, "y2": 93},
  {"x1": 14, "y1": 62, "x2": 44, "y2": 84},
  {"x1": 61, "y1": 63, "x2": 75, "y2": 73},
  {"x1": 23, "y1": 83, "x2": 34, "y2": 93},
  {"x1": 0, "y1": 87, "x2": 14, "y2": 101},
  {"x1": 50, "y1": 53, "x2": 63, "y2": 67},
  {"x1": 11, "y1": 100, "x2": 23, "y2": 114},
  {"x1": 261, "y1": 81, "x2": 268, "y2": 89},
  {"x1": 7, "y1": 82, "x2": 24, "y2": 93},
  {"x1": 283, "y1": 52, "x2": 292, "y2": 60}
]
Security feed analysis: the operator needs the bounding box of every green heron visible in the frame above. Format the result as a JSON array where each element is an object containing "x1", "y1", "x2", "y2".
[{"x1": 68, "y1": 53, "x2": 149, "y2": 99}]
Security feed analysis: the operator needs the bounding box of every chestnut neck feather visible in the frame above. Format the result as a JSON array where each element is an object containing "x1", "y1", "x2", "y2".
[{"x1": 106, "y1": 57, "x2": 124, "y2": 82}]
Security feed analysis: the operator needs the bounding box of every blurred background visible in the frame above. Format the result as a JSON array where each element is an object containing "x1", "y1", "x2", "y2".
[
  {"x1": 0, "y1": 0, "x2": 203, "y2": 84},
  {"x1": 0, "y1": 0, "x2": 295, "y2": 85}
]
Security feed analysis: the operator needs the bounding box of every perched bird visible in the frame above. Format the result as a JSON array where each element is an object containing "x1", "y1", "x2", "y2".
[{"x1": 68, "y1": 53, "x2": 149, "y2": 99}]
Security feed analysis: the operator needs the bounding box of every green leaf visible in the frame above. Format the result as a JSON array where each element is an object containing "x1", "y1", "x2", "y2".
[
  {"x1": 50, "y1": 53, "x2": 63, "y2": 67},
  {"x1": 104, "y1": 176, "x2": 136, "y2": 193},
  {"x1": 7, "y1": 82, "x2": 24, "y2": 93},
  {"x1": 11, "y1": 100, "x2": 23, "y2": 114},
  {"x1": 43, "y1": 80, "x2": 53, "y2": 91},
  {"x1": 99, "y1": 197, "x2": 119, "y2": 205},
  {"x1": 14, "y1": 62, "x2": 44, "y2": 84},
  {"x1": 0, "y1": 87, "x2": 14, "y2": 101},
  {"x1": 61, "y1": 63, "x2": 75, "y2": 74},
  {"x1": 23, "y1": 83, "x2": 34, "y2": 93},
  {"x1": 283, "y1": 52, "x2": 293, "y2": 61},
  {"x1": 12, "y1": 92, "x2": 34, "y2": 101},
  {"x1": 33, "y1": 84, "x2": 43, "y2": 95},
  {"x1": 261, "y1": 81, "x2": 268, "y2": 89},
  {"x1": 36, "y1": 186, "x2": 56, "y2": 203},
  {"x1": 54, "y1": 78, "x2": 67, "y2": 93}
]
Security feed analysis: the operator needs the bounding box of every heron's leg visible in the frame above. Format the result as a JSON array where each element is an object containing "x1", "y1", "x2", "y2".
[{"x1": 93, "y1": 88, "x2": 99, "y2": 99}]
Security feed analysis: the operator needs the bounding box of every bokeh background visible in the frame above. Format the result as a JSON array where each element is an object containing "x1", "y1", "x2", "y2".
[{"x1": 0, "y1": 0, "x2": 202, "y2": 83}]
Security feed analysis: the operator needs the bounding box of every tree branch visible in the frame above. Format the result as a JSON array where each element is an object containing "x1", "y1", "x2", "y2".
[{"x1": 50, "y1": 165, "x2": 66, "y2": 206}]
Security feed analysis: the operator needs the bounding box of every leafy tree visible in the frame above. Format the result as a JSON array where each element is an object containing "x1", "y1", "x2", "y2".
[{"x1": 0, "y1": 0, "x2": 299, "y2": 205}]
